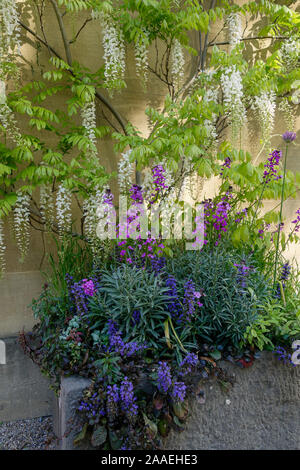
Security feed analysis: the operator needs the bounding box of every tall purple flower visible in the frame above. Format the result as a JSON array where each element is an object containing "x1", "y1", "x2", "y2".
[
  {"x1": 120, "y1": 377, "x2": 138, "y2": 422},
  {"x1": 106, "y1": 384, "x2": 119, "y2": 421},
  {"x1": 275, "y1": 262, "x2": 291, "y2": 298},
  {"x1": 184, "y1": 280, "x2": 196, "y2": 321},
  {"x1": 263, "y1": 150, "x2": 282, "y2": 183},
  {"x1": 157, "y1": 361, "x2": 172, "y2": 393},
  {"x1": 166, "y1": 276, "x2": 183, "y2": 322},
  {"x1": 220, "y1": 157, "x2": 231, "y2": 177},
  {"x1": 291, "y1": 208, "x2": 300, "y2": 233},
  {"x1": 150, "y1": 165, "x2": 168, "y2": 204},
  {"x1": 234, "y1": 261, "x2": 252, "y2": 290}
]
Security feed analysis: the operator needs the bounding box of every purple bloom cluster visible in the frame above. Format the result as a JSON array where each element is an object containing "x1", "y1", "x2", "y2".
[
  {"x1": 106, "y1": 384, "x2": 119, "y2": 420},
  {"x1": 165, "y1": 276, "x2": 183, "y2": 323},
  {"x1": 150, "y1": 165, "x2": 168, "y2": 204},
  {"x1": 81, "y1": 279, "x2": 96, "y2": 297},
  {"x1": 220, "y1": 157, "x2": 231, "y2": 177},
  {"x1": 203, "y1": 196, "x2": 232, "y2": 245},
  {"x1": 171, "y1": 381, "x2": 186, "y2": 403},
  {"x1": 130, "y1": 184, "x2": 143, "y2": 204},
  {"x1": 275, "y1": 262, "x2": 291, "y2": 298},
  {"x1": 103, "y1": 189, "x2": 114, "y2": 205},
  {"x1": 282, "y1": 131, "x2": 296, "y2": 143},
  {"x1": 78, "y1": 392, "x2": 106, "y2": 419},
  {"x1": 263, "y1": 150, "x2": 282, "y2": 184},
  {"x1": 120, "y1": 377, "x2": 138, "y2": 422},
  {"x1": 108, "y1": 319, "x2": 146, "y2": 357},
  {"x1": 291, "y1": 208, "x2": 300, "y2": 233},
  {"x1": 184, "y1": 280, "x2": 196, "y2": 322},
  {"x1": 157, "y1": 361, "x2": 172, "y2": 394},
  {"x1": 273, "y1": 345, "x2": 296, "y2": 366},
  {"x1": 179, "y1": 352, "x2": 198, "y2": 376},
  {"x1": 132, "y1": 309, "x2": 141, "y2": 326},
  {"x1": 234, "y1": 261, "x2": 252, "y2": 290},
  {"x1": 235, "y1": 208, "x2": 248, "y2": 224},
  {"x1": 150, "y1": 255, "x2": 166, "y2": 275}
]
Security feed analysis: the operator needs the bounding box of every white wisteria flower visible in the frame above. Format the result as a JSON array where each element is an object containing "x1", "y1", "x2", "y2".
[
  {"x1": 93, "y1": 11, "x2": 125, "y2": 89},
  {"x1": 0, "y1": 0, "x2": 21, "y2": 59},
  {"x1": 0, "y1": 80, "x2": 6, "y2": 104},
  {"x1": 14, "y1": 192, "x2": 31, "y2": 262},
  {"x1": 81, "y1": 100, "x2": 97, "y2": 146},
  {"x1": 81, "y1": 99, "x2": 99, "y2": 162},
  {"x1": 118, "y1": 149, "x2": 134, "y2": 193},
  {"x1": 83, "y1": 186, "x2": 106, "y2": 245},
  {"x1": 40, "y1": 185, "x2": 54, "y2": 226},
  {"x1": 0, "y1": 217, "x2": 6, "y2": 275},
  {"x1": 171, "y1": 39, "x2": 185, "y2": 89},
  {"x1": 220, "y1": 65, "x2": 246, "y2": 141},
  {"x1": 226, "y1": 12, "x2": 242, "y2": 50},
  {"x1": 279, "y1": 38, "x2": 300, "y2": 72},
  {"x1": 251, "y1": 91, "x2": 276, "y2": 146},
  {"x1": 135, "y1": 33, "x2": 149, "y2": 84},
  {"x1": 56, "y1": 184, "x2": 72, "y2": 236}
]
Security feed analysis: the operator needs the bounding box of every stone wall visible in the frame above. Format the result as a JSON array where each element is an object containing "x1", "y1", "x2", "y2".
[
  {"x1": 53, "y1": 353, "x2": 300, "y2": 450},
  {"x1": 0, "y1": 337, "x2": 53, "y2": 422},
  {"x1": 165, "y1": 352, "x2": 300, "y2": 450}
]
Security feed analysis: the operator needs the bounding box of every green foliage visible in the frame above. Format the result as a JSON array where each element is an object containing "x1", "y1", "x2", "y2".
[
  {"x1": 89, "y1": 264, "x2": 172, "y2": 347},
  {"x1": 166, "y1": 246, "x2": 272, "y2": 348}
]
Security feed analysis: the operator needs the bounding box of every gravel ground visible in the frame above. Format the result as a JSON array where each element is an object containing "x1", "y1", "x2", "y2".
[{"x1": 0, "y1": 416, "x2": 56, "y2": 450}]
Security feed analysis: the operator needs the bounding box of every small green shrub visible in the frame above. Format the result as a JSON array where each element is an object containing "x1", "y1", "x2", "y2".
[
  {"x1": 88, "y1": 265, "x2": 172, "y2": 347},
  {"x1": 166, "y1": 246, "x2": 272, "y2": 348}
]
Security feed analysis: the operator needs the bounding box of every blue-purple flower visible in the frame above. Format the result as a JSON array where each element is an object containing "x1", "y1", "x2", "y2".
[
  {"x1": 282, "y1": 131, "x2": 296, "y2": 143},
  {"x1": 157, "y1": 361, "x2": 172, "y2": 393},
  {"x1": 120, "y1": 377, "x2": 138, "y2": 422},
  {"x1": 171, "y1": 381, "x2": 186, "y2": 403}
]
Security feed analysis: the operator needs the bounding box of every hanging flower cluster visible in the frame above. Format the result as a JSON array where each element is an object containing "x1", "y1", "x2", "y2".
[
  {"x1": 226, "y1": 12, "x2": 242, "y2": 50},
  {"x1": 0, "y1": 217, "x2": 5, "y2": 275},
  {"x1": 278, "y1": 38, "x2": 300, "y2": 72},
  {"x1": 14, "y1": 191, "x2": 31, "y2": 262},
  {"x1": 0, "y1": 0, "x2": 21, "y2": 62},
  {"x1": 135, "y1": 33, "x2": 149, "y2": 84},
  {"x1": 84, "y1": 186, "x2": 111, "y2": 249},
  {"x1": 220, "y1": 66, "x2": 246, "y2": 141},
  {"x1": 40, "y1": 185, "x2": 54, "y2": 226},
  {"x1": 81, "y1": 99, "x2": 98, "y2": 162},
  {"x1": 93, "y1": 11, "x2": 125, "y2": 90},
  {"x1": 56, "y1": 184, "x2": 72, "y2": 236},
  {"x1": 251, "y1": 91, "x2": 276, "y2": 146},
  {"x1": 118, "y1": 149, "x2": 134, "y2": 194},
  {"x1": 171, "y1": 39, "x2": 185, "y2": 89},
  {"x1": 0, "y1": 100, "x2": 22, "y2": 144},
  {"x1": 278, "y1": 98, "x2": 296, "y2": 131}
]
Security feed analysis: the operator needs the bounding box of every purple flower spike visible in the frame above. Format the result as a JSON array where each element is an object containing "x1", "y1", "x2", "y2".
[{"x1": 282, "y1": 131, "x2": 296, "y2": 143}]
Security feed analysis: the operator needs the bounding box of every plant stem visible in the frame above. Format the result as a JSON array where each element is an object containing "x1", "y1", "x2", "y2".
[{"x1": 273, "y1": 143, "x2": 288, "y2": 289}]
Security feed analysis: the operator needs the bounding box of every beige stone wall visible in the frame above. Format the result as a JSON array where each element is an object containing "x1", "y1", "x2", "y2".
[{"x1": 0, "y1": 3, "x2": 299, "y2": 336}]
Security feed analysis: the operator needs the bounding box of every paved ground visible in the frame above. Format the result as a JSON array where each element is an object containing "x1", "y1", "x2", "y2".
[{"x1": 0, "y1": 416, "x2": 56, "y2": 450}]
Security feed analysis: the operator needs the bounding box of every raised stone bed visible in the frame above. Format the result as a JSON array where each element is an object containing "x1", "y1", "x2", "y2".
[
  {"x1": 53, "y1": 352, "x2": 300, "y2": 450},
  {"x1": 0, "y1": 337, "x2": 54, "y2": 422}
]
